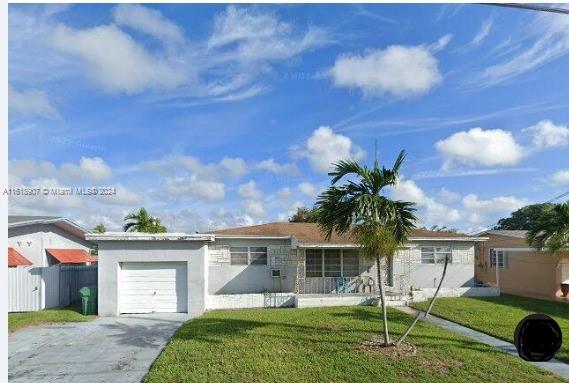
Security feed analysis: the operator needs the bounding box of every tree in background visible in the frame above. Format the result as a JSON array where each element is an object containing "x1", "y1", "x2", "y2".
[
  {"x1": 494, "y1": 203, "x2": 554, "y2": 230},
  {"x1": 315, "y1": 151, "x2": 416, "y2": 346},
  {"x1": 93, "y1": 224, "x2": 106, "y2": 233},
  {"x1": 421, "y1": 225, "x2": 457, "y2": 233},
  {"x1": 289, "y1": 206, "x2": 319, "y2": 222},
  {"x1": 123, "y1": 208, "x2": 167, "y2": 233},
  {"x1": 527, "y1": 202, "x2": 569, "y2": 253}
]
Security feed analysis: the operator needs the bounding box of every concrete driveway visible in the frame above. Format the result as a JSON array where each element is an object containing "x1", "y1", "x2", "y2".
[{"x1": 9, "y1": 313, "x2": 190, "y2": 383}]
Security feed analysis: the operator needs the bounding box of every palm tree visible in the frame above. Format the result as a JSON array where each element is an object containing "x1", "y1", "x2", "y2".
[
  {"x1": 527, "y1": 202, "x2": 569, "y2": 252},
  {"x1": 93, "y1": 224, "x2": 106, "y2": 234},
  {"x1": 123, "y1": 208, "x2": 167, "y2": 233},
  {"x1": 315, "y1": 150, "x2": 417, "y2": 346}
]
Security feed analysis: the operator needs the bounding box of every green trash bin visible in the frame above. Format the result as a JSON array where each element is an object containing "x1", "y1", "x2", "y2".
[{"x1": 79, "y1": 286, "x2": 98, "y2": 315}]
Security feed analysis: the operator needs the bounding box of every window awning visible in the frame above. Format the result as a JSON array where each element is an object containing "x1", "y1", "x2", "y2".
[
  {"x1": 46, "y1": 248, "x2": 97, "y2": 264},
  {"x1": 8, "y1": 247, "x2": 33, "y2": 267}
]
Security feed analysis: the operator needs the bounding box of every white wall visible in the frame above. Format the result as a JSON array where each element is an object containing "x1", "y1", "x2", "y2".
[
  {"x1": 208, "y1": 238, "x2": 297, "y2": 294},
  {"x1": 8, "y1": 223, "x2": 92, "y2": 266},
  {"x1": 393, "y1": 242, "x2": 476, "y2": 290},
  {"x1": 97, "y1": 240, "x2": 209, "y2": 317}
]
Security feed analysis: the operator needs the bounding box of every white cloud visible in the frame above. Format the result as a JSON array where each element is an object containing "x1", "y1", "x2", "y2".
[
  {"x1": 97, "y1": 184, "x2": 143, "y2": 206},
  {"x1": 208, "y1": 5, "x2": 327, "y2": 63},
  {"x1": 51, "y1": 24, "x2": 185, "y2": 94},
  {"x1": 471, "y1": 19, "x2": 493, "y2": 46},
  {"x1": 219, "y1": 157, "x2": 248, "y2": 178},
  {"x1": 10, "y1": 157, "x2": 113, "y2": 181},
  {"x1": 298, "y1": 182, "x2": 319, "y2": 197},
  {"x1": 462, "y1": 194, "x2": 529, "y2": 213},
  {"x1": 552, "y1": 169, "x2": 569, "y2": 184},
  {"x1": 436, "y1": 128, "x2": 525, "y2": 169},
  {"x1": 63, "y1": 157, "x2": 113, "y2": 181},
  {"x1": 292, "y1": 126, "x2": 365, "y2": 173},
  {"x1": 256, "y1": 158, "x2": 300, "y2": 176},
  {"x1": 9, "y1": 85, "x2": 60, "y2": 120},
  {"x1": 391, "y1": 178, "x2": 461, "y2": 225},
  {"x1": 437, "y1": 187, "x2": 461, "y2": 203},
  {"x1": 429, "y1": 33, "x2": 453, "y2": 52},
  {"x1": 164, "y1": 176, "x2": 225, "y2": 201},
  {"x1": 241, "y1": 199, "x2": 266, "y2": 217},
  {"x1": 329, "y1": 44, "x2": 442, "y2": 98},
  {"x1": 481, "y1": 10, "x2": 569, "y2": 86},
  {"x1": 238, "y1": 180, "x2": 263, "y2": 200},
  {"x1": 112, "y1": 4, "x2": 184, "y2": 47},
  {"x1": 276, "y1": 187, "x2": 293, "y2": 200},
  {"x1": 143, "y1": 155, "x2": 248, "y2": 180},
  {"x1": 525, "y1": 120, "x2": 569, "y2": 149}
]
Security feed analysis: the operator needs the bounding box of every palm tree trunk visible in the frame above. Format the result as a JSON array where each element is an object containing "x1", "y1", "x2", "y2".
[
  {"x1": 396, "y1": 254, "x2": 450, "y2": 346},
  {"x1": 376, "y1": 255, "x2": 390, "y2": 346}
]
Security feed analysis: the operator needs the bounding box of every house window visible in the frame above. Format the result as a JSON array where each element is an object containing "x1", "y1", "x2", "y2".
[
  {"x1": 342, "y1": 249, "x2": 360, "y2": 277},
  {"x1": 306, "y1": 249, "x2": 323, "y2": 277},
  {"x1": 421, "y1": 247, "x2": 452, "y2": 264},
  {"x1": 249, "y1": 247, "x2": 268, "y2": 265},
  {"x1": 230, "y1": 246, "x2": 268, "y2": 265},
  {"x1": 490, "y1": 249, "x2": 506, "y2": 268},
  {"x1": 230, "y1": 247, "x2": 248, "y2": 265},
  {"x1": 305, "y1": 249, "x2": 360, "y2": 277},
  {"x1": 324, "y1": 249, "x2": 342, "y2": 277}
]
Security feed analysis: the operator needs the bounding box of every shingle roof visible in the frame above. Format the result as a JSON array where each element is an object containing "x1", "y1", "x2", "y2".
[
  {"x1": 210, "y1": 222, "x2": 472, "y2": 245},
  {"x1": 46, "y1": 249, "x2": 97, "y2": 264},
  {"x1": 8, "y1": 215, "x2": 60, "y2": 224},
  {"x1": 8, "y1": 247, "x2": 33, "y2": 267},
  {"x1": 480, "y1": 230, "x2": 528, "y2": 239}
]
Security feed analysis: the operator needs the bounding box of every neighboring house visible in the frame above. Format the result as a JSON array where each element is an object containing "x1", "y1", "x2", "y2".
[
  {"x1": 475, "y1": 230, "x2": 569, "y2": 300},
  {"x1": 88, "y1": 222, "x2": 489, "y2": 317},
  {"x1": 8, "y1": 247, "x2": 33, "y2": 267},
  {"x1": 8, "y1": 216, "x2": 96, "y2": 267}
]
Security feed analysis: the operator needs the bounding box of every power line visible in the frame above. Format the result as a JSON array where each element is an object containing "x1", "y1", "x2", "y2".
[{"x1": 482, "y1": 3, "x2": 569, "y2": 15}]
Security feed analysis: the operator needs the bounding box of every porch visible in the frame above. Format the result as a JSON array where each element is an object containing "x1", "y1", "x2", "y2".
[{"x1": 294, "y1": 247, "x2": 397, "y2": 295}]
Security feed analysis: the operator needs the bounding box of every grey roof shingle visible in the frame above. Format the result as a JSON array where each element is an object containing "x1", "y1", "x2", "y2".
[
  {"x1": 481, "y1": 230, "x2": 528, "y2": 239},
  {"x1": 8, "y1": 215, "x2": 61, "y2": 224}
]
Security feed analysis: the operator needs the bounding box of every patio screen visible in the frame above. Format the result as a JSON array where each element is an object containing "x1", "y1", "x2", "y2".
[{"x1": 305, "y1": 249, "x2": 360, "y2": 278}]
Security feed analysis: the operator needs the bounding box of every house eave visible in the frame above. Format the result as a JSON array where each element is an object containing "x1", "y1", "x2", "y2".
[{"x1": 86, "y1": 232, "x2": 215, "y2": 242}]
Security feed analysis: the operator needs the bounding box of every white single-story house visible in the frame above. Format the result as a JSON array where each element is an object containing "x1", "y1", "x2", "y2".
[
  {"x1": 88, "y1": 222, "x2": 493, "y2": 317},
  {"x1": 8, "y1": 215, "x2": 96, "y2": 267}
]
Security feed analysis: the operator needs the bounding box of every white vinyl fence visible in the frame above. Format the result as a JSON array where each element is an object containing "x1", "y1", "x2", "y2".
[{"x1": 8, "y1": 265, "x2": 98, "y2": 312}]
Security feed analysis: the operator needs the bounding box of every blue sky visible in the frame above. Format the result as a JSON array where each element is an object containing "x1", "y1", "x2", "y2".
[{"x1": 7, "y1": 3, "x2": 569, "y2": 233}]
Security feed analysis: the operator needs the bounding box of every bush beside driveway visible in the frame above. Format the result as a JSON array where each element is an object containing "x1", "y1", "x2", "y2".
[
  {"x1": 145, "y1": 306, "x2": 566, "y2": 383},
  {"x1": 412, "y1": 294, "x2": 569, "y2": 363}
]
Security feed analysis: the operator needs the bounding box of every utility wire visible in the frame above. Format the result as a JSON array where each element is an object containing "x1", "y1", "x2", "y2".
[{"x1": 482, "y1": 3, "x2": 569, "y2": 15}]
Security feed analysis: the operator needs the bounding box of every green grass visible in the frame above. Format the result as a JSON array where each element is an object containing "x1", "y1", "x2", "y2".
[
  {"x1": 9, "y1": 305, "x2": 96, "y2": 332},
  {"x1": 412, "y1": 294, "x2": 569, "y2": 363},
  {"x1": 145, "y1": 306, "x2": 566, "y2": 383}
]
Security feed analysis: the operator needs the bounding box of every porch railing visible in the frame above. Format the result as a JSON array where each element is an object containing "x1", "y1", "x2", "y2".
[{"x1": 303, "y1": 277, "x2": 377, "y2": 294}]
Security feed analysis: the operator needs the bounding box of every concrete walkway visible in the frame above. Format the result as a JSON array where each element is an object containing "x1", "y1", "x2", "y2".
[
  {"x1": 9, "y1": 313, "x2": 190, "y2": 383},
  {"x1": 397, "y1": 306, "x2": 569, "y2": 381}
]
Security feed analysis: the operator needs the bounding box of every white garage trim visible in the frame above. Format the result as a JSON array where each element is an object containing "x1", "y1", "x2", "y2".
[{"x1": 119, "y1": 262, "x2": 188, "y2": 314}]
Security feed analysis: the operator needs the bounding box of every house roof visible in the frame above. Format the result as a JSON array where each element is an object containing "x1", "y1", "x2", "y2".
[
  {"x1": 8, "y1": 215, "x2": 61, "y2": 224},
  {"x1": 46, "y1": 249, "x2": 97, "y2": 264},
  {"x1": 478, "y1": 230, "x2": 528, "y2": 239},
  {"x1": 9, "y1": 215, "x2": 91, "y2": 240},
  {"x1": 210, "y1": 222, "x2": 478, "y2": 245},
  {"x1": 8, "y1": 247, "x2": 33, "y2": 267}
]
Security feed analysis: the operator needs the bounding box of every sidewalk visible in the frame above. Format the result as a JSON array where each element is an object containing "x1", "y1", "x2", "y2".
[{"x1": 396, "y1": 306, "x2": 569, "y2": 381}]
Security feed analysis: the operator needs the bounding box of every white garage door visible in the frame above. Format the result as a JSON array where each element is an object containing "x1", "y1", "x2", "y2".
[{"x1": 120, "y1": 262, "x2": 188, "y2": 314}]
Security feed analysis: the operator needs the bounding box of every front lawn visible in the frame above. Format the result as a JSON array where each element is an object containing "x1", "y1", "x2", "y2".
[
  {"x1": 145, "y1": 306, "x2": 565, "y2": 382},
  {"x1": 9, "y1": 305, "x2": 96, "y2": 332},
  {"x1": 412, "y1": 294, "x2": 569, "y2": 362}
]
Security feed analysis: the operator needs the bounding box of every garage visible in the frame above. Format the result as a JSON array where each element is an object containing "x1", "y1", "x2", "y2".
[{"x1": 120, "y1": 262, "x2": 188, "y2": 314}]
